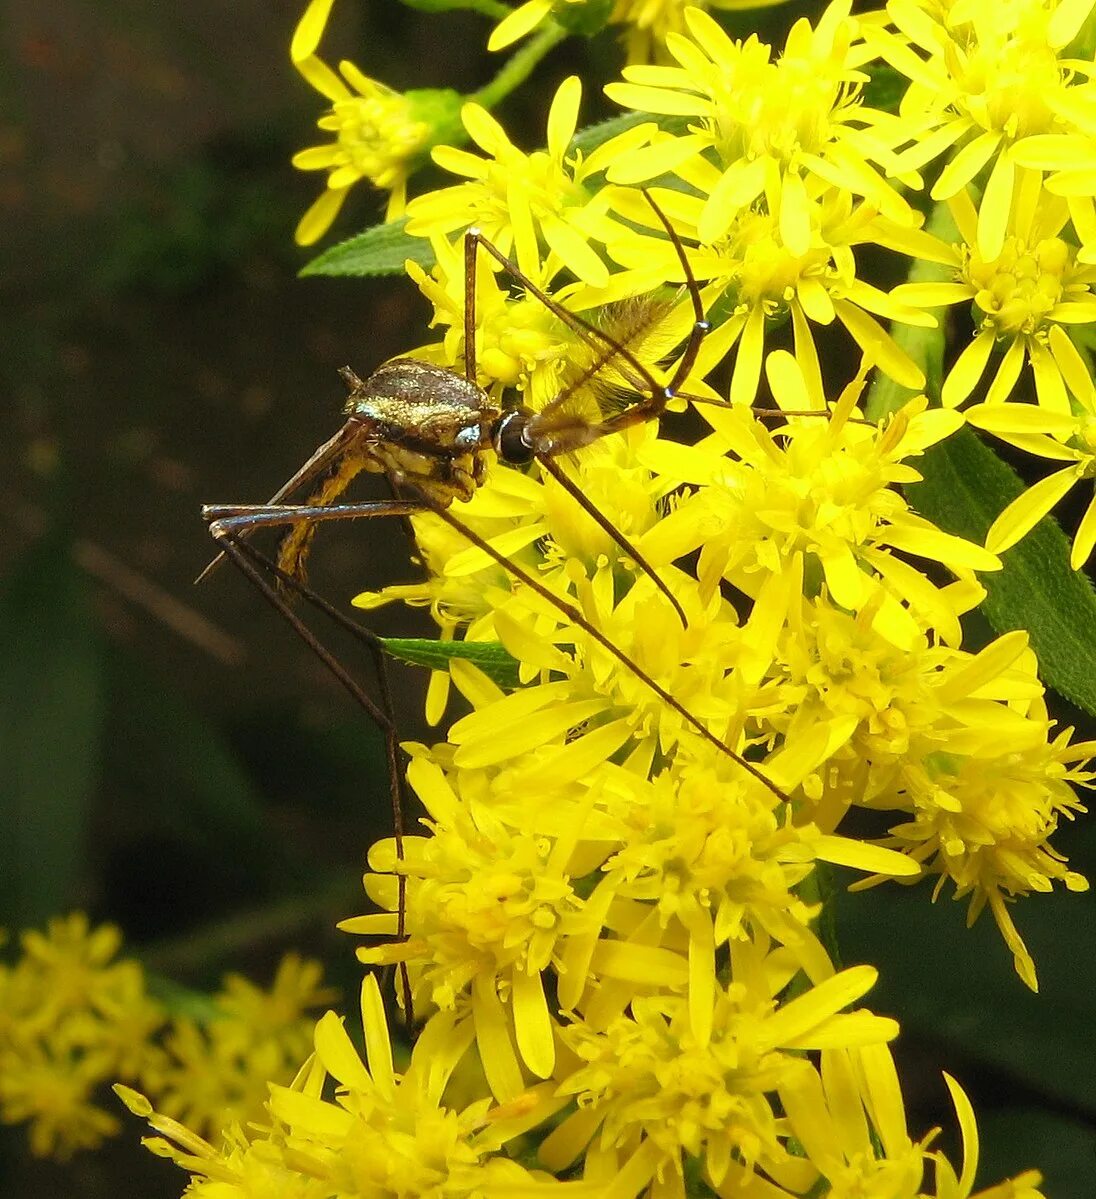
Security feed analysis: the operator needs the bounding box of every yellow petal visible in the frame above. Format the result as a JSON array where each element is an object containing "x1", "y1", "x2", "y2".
[
  {"x1": 983, "y1": 335, "x2": 1026, "y2": 405},
  {"x1": 473, "y1": 974, "x2": 525, "y2": 1100},
  {"x1": 943, "y1": 1074, "x2": 980, "y2": 1197},
  {"x1": 294, "y1": 53, "x2": 352, "y2": 101},
  {"x1": 487, "y1": 0, "x2": 552, "y2": 51},
  {"x1": 547, "y1": 76, "x2": 582, "y2": 162},
  {"x1": 294, "y1": 185, "x2": 350, "y2": 246},
  {"x1": 360, "y1": 974, "x2": 395, "y2": 1095},
  {"x1": 779, "y1": 171, "x2": 811, "y2": 257},
  {"x1": 1071, "y1": 493, "x2": 1096, "y2": 568},
  {"x1": 985, "y1": 466, "x2": 1079, "y2": 553},
  {"x1": 462, "y1": 102, "x2": 511, "y2": 156},
  {"x1": 291, "y1": 0, "x2": 337, "y2": 62},
  {"x1": 541, "y1": 214, "x2": 608, "y2": 286},
  {"x1": 931, "y1": 131, "x2": 1000, "y2": 200}
]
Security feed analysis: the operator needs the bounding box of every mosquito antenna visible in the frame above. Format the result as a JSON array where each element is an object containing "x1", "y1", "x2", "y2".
[
  {"x1": 209, "y1": 523, "x2": 414, "y2": 1021},
  {"x1": 534, "y1": 452, "x2": 688, "y2": 628}
]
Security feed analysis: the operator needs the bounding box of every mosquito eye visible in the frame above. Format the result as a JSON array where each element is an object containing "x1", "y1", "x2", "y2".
[{"x1": 495, "y1": 412, "x2": 535, "y2": 464}]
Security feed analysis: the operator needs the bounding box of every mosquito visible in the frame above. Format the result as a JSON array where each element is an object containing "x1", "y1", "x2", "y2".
[{"x1": 197, "y1": 192, "x2": 795, "y2": 1014}]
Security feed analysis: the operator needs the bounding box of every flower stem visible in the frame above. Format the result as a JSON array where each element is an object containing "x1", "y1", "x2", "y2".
[{"x1": 471, "y1": 22, "x2": 568, "y2": 110}]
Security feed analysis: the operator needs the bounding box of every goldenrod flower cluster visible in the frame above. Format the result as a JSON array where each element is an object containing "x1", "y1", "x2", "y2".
[
  {"x1": 119, "y1": 1, "x2": 1096, "y2": 1193},
  {"x1": 0, "y1": 913, "x2": 330, "y2": 1163},
  {"x1": 0, "y1": 914, "x2": 163, "y2": 1159}
]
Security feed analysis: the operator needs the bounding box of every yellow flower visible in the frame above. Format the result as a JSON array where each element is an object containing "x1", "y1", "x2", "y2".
[
  {"x1": 0, "y1": 914, "x2": 164, "y2": 1159},
  {"x1": 638, "y1": 359, "x2": 987, "y2": 653},
  {"x1": 406, "y1": 77, "x2": 647, "y2": 284},
  {"x1": 349, "y1": 753, "x2": 590, "y2": 1080},
  {"x1": 605, "y1": 3, "x2": 913, "y2": 245},
  {"x1": 1013, "y1": 130, "x2": 1096, "y2": 257},
  {"x1": 869, "y1": 0, "x2": 1096, "y2": 259},
  {"x1": 785, "y1": 1048, "x2": 1048, "y2": 1199},
  {"x1": 290, "y1": 0, "x2": 448, "y2": 243},
  {"x1": 547, "y1": 955, "x2": 896, "y2": 1196},
  {"x1": 489, "y1": 0, "x2": 794, "y2": 66},
  {"x1": 877, "y1": 709, "x2": 1090, "y2": 990},
  {"x1": 117, "y1": 975, "x2": 601, "y2": 1197},
  {"x1": 783, "y1": 1046, "x2": 926, "y2": 1195},
  {"x1": 890, "y1": 174, "x2": 1096, "y2": 409},
  {"x1": 607, "y1": 182, "x2": 934, "y2": 404},
  {"x1": 610, "y1": 0, "x2": 794, "y2": 66},
  {"x1": 142, "y1": 953, "x2": 332, "y2": 1139},
  {"x1": 967, "y1": 399, "x2": 1096, "y2": 566}
]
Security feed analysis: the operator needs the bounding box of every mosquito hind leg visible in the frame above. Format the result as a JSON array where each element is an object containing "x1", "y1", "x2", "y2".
[{"x1": 206, "y1": 505, "x2": 420, "y2": 1020}]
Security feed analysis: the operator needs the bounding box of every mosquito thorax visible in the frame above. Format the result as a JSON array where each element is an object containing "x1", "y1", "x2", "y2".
[{"x1": 341, "y1": 357, "x2": 502, "y2": 506}]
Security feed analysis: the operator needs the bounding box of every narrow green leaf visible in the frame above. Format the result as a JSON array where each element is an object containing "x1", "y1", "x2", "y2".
[
  {"x1": 570, "y1": 110, "x2": 656, "y2": 155},
  {"x1": 382, "y1": 637, "x2": 521, "y2": 688},
  {"x1": 0, "y1": 536, "x2": 105, "y2": 926},
  {"x1": 300, "y1": 216, "x2": 435, "y2": 278}
]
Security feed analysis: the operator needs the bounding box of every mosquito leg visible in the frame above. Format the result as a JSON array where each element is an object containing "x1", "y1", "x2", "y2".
[
  {"x1": 207, "y1": 507, "x2": 418, "y2": 1020},
  {"x1": 224, "y1": 537, "x2": 411, "y2": 1002},
  {"x1": 207, "y1": 496, "x2": 790, "y2": 803},
  {"x1": 535, "y1": 453, "x2": 688, "y2": 629},
  {"x1": 421, "y1": 497, "x2": 791, "y2": 807},
  {"x1": 641, "y1": 187, "x2": 709, "y2": 394},
  {"x1": 195, "y1": 419, "x2": 364, "y2": 586},
  {"x1": 464, "y1": 231, "x2": 478, "y2": 385}
]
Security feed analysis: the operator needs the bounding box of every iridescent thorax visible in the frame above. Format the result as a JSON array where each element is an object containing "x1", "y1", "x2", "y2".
[{"x1": 343, "y1": 358, "x2": 503, "y2": 505}]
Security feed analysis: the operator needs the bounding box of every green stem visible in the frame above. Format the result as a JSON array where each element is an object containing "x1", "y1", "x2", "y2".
[
  {"x1": 471, "y1": 22, "x2": 568, "y2": 110},
  {"x1": 457, "y1": 0, "x2": 511, "y2": 16}
]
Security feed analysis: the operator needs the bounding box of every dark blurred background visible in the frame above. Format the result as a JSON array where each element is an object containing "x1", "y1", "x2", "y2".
[
  {"x1": 1, "y1": 0, "x2": 495, "y2": 939},
  {"x1": 2, "y1": 1, "x2": 1096, "y2": 1194}
]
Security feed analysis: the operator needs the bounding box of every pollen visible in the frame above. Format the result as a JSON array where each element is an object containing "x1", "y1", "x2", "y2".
[{"x1": 963, "y1": 234, "x2": 1072, "y2": 337}]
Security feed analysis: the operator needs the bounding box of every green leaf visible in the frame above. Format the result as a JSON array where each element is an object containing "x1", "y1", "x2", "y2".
[
  {"x1": 0, "y1": 536, "x2": 106, "y2": 926},
  {"x1": 833, "y1": 846, "x2": 1096, "y2": 1117},
  {"x1": 909, "y1": 427, "x2": 1096, "y2": 714},
  {"x1": 980, "y1": 1109, "x2": 1096, "y2": 1199},
  {"x1": 570, "y1": 110, "x2": 663, "y2": 155},
  {"x1": 382, "y1": 637, "x2": 521, "y2": 688},
  {"x1": 300, "y1": 216, "x2": 436, "y2": 278}
]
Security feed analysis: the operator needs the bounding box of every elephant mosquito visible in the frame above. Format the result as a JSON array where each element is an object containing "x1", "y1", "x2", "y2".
[{"x1": 198, "y1": 191, "x2": 795, "y2": 1016}]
